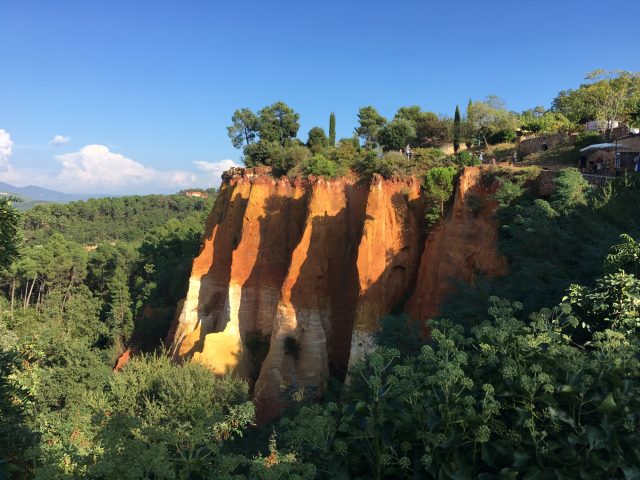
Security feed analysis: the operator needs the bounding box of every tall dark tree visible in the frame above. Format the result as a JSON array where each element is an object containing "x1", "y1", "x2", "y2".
[
  {"x1": 453, "y1": 105, "x2": 461, "y2": 153},
  {"x1": 329, "y1": 112, "x2": 336, "y2": 146}
]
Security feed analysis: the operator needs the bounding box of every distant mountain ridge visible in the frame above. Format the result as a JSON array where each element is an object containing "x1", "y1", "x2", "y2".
[{"x1": 0, "y1": 181, "x2": 110, "y2": 203}]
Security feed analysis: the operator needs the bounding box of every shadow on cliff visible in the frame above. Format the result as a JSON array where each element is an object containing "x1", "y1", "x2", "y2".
[
  {"x1": 238, "y1": 193, "x2": 309, "y2": 384},
  {"x1": 279, "y1": 187, "x2": 426, "y2": 386},
  {"x1": 255, "y1": 187, "x2": 429, "y2": 423}
]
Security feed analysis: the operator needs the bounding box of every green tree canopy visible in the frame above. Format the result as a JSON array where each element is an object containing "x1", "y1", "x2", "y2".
[
  {"x1": 519, "y1": 108, "x2": 573, "y2": 133},
  {"x1": 378, "y1": 118, "x2": 416, "y2": 151},
  {"x1": 257, "y1": 101, "x2": 300, "y2": 146},
  {"x1": 0, "y1": 198, "x2": 20, "y2": 270},
  {"x1": 356, "y1": 106, "x2": 387, "y2": 148},
  {"x1": 467, "y1": 96, "x2": 518, "y2": 147},
  {"x1": 302, "y1": 154, "x2": 338, "y2": 178},
  {"x1": 307, "y1": 126, "x2": 328, "y2": 152},
  {"x1": 227, "y1": 107, "x2": 259, "y2": 149},
  {"x1": 414, "y1": 112, "x2": 451, "y2": 147},
  {"x1": 394, "y1": 105, "x2": 423, "y2": 125},
  {"x1": 552, "y1": 70, "x2": 640, "y2": 128}
]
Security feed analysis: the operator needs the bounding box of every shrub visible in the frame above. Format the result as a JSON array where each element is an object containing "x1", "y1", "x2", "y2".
[
  {"x1": 302, "y1": 154, "x2": 338, "y2": 178},
  {"x1": 551, "y1": 168, "x2": 591, "y2": 211},
  {"x1": 488, "y1": 128, "x2": 516, "y2": 144},
  {"x1": 281, "y1": 282, "x2": 640, "y2": 478},
  {"x1": 412, "y1": 148, "x2": 447, "y2": 169},
  {"x1": 243, "y1": 140, "x2": 283, "y2": 169},
  {"x1": 281, "y1": 145, "x2": 311, "y2": 173},
  {"x1": 330, "y1": 139, "x2": 359, "y2": 168},
  {"x1": 451, "y1": 150, "x2": 480, "y2": 167},
  {"x1": 424, "y1": 166, "x2": 457, "y2": 225}
]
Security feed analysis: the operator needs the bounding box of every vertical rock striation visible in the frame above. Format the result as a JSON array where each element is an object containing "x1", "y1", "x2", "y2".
[
  {"x1": 406, "y1": 166, "x2": 508, "y2": 321},
  {"x1": 169, "y1": 166, "x2": 507, "y2": 420}
]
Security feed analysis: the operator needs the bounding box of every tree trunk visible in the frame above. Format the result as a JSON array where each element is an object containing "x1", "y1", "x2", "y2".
[
  {"x1": 36, "y1": 283, "x2": 44, "y2": 312},
  {"x1": 25, "y1": 276, "x2": 37, "y2": 309},
  {"x1": 22, "y1": 281, "x2": 29, "y2": 310}
]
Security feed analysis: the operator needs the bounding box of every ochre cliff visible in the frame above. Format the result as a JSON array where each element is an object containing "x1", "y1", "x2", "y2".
[
  {"x1": 169, "y1": 166, "x2": 507, "y2": 420},
  {"x1": 406, "y1": 166, "x2": 508, "y2": 321}
]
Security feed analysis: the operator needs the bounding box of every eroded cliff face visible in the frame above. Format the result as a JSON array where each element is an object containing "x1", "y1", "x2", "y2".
[
  {"x1": 169, "y1": 166, "x2": 506, "y2": 420},
  {"x1": 406, "y1": 166, "x2": 508, "y2": 320}
]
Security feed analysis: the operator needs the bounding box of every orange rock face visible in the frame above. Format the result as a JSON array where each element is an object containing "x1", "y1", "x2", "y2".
[
  {"x1": 169, "y1": 166, "x2": 507, "y2": 421},
  {"x1": 406, "y1": 166, "x2": 508, "y2": 321}
]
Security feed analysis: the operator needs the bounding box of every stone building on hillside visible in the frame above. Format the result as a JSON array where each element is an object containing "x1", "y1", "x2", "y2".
[
  {"x1": 183, "y1": 190, "x2": 209, "y2": 198},
  {"x1": 517, "y1": 132, "x2": 570, "y2": 157},
  {"x1": 579, "y1": 134, "x2": 640, "y2": 175}
]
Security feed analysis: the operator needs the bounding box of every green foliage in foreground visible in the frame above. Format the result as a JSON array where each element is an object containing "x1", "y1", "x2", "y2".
[
  {"x1": 280, "y1": 263, "x2": 640, "y2": 479},
  {"x1": 21, "y1": 353, "x2": 314, "y2": 479}
]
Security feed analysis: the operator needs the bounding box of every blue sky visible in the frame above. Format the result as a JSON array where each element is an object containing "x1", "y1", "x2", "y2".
[{"x1": 1, "y1": 0, "x2": 639, "y2": 193}]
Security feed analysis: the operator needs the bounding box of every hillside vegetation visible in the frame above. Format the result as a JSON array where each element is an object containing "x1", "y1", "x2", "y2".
[
  {"x1": 1, "y1": 70, "x2": 640, "y2": 478},
  {"x1": 23, "y1": 194, "x2": 215, "y2": 244}
]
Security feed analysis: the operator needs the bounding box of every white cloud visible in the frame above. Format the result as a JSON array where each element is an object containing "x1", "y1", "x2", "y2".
[
  {"x1": 0, "y1": 138, "x2": 240, "y2": 194},
  {"x1": 50, "y1": 134, "x2": 70, "y2": 146},
  {"x1": 0, "y1": 129, "x2": 13, "y2": 170},
  {"x1": 193, "y1": 159, "x2": 241, "y2": 180},
  {"x1": 55, "y1": 144, "x2": 200, "y2": 192}
]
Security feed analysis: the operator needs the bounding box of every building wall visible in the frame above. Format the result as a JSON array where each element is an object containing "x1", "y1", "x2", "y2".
[
  {"x1": 518, "y1": 132, "x2": 570, "y2": 157},
  {"x1": 619, "y1": 135, "x2": 640, "y2": 152}
]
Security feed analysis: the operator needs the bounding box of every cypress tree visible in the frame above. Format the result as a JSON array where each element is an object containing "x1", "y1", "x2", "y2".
[
  {"x1": 329, "y1": 112, "x2": 336, "y2": 146},
  {"x1": 453, "y1": 105, "x2": 461, "y2": 153},
  {"x1": 466, "y1": 98, "x2": 474, "y2": 148}
]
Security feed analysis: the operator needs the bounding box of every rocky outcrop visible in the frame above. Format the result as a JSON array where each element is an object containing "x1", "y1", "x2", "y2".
[
  {"x1": 169, "y1": 166, "x2": 508, "y2": 420},
  {"x1": 406, "y1": 166, "x2": 507, "y2": 321}
]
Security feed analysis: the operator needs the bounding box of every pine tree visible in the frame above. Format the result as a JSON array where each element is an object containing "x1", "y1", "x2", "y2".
[
  {"x1": 106, "y1": 267, "x2": 133, "y2": 342},
  {"x1": 453, "y1": 105, "x2": 461, "y2": 153},
  {"x1": 329, "y1": 112, "x2": 336, "y2": 146}
]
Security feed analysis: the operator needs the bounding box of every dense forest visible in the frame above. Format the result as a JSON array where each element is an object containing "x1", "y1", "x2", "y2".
[{"x1": 1, "y1": 70, "x2": 640, "y2": 479}]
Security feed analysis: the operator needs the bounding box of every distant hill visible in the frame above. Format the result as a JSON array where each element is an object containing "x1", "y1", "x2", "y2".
[{"x1": 0, "y1": 181, "x2": 109, "y2": 203}]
